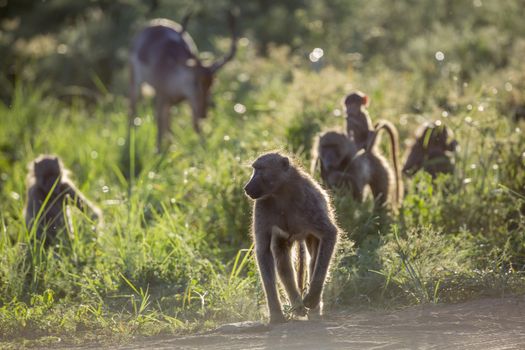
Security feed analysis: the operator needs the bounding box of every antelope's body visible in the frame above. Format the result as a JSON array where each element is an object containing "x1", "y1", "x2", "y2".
[{"x1": 130, "y1": 15, "x2": 236, "y2": 150}]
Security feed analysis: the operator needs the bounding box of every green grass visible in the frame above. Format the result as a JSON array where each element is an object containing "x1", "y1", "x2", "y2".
[{"x1": 1, "y1": 36, "x2": 525, "y2": 348}]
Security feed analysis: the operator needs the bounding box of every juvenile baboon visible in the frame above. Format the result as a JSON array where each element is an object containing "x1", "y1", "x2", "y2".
[
  {"x1": 24, "y1": 155, "x2": 102, "y2": 244},
  {"x1": 344, "y1": 91, "x2": 374, "y2": 150},
  {"x1": 402, "y1": 121, "x2": 458, "y2": 178},
  {"x1": 312, "y1": 122, "x2": 402, "y2": 208},
  {"x1": 244, "y1": 152, "x2": 341, "y2": 323}
]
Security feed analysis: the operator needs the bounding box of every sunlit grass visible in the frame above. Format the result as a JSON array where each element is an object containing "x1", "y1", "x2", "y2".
[{"x1": 0, "y1": 40, "x2": 524, "y2": 347}]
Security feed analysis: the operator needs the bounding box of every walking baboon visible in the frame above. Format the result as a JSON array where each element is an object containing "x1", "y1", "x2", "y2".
[
  {"x1": 24, "y1": 155, "x2": 102, "y2": 244},
  {"x1": 344, "y1": 91, "x2": 374, "y2": 150},
  {"x1": 402, "y1": 121, "x2": 458, "y2": 178},
  {"x1": 312, "y1": 122, "x2": 402, "y2": 208},
  {"x1": 244, "y1": 152, "x2": 341, "y2": 323}
]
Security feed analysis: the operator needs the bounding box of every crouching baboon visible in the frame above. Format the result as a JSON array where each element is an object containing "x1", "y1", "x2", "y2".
[
  {"x1": 312, "y1": 121, "x2": 402, "y2": 208},
  {"x1": 244, "y1": 152, "x2": 341, "y2": 323},
  {"x1": 310, "y1": 131, "x2": 358, "y2": 190},
  {"x1": 402, "y1": 121, "x2": 458, "y2": 178},
  {"x1": 24, "y1": 155, "x2": 102, "y2": 245}
]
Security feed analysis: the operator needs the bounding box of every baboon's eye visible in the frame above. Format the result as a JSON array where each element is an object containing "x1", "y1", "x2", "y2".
[{"x1": 260, "y1": 171, "x2": 271, "y2": 183}]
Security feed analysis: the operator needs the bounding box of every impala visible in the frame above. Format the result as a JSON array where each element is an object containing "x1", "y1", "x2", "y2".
[{"x1": 129, "y1": 12, "x2": 237, "y2": 149}]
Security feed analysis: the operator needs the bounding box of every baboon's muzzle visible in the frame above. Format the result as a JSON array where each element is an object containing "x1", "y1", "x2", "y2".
[{"x1": 244, "y1": 181, "x2": 262, "y2": 200}]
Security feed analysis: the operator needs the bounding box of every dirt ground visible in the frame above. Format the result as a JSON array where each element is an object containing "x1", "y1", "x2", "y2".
[{"x1": 105, "y1": 296, "x2": 525, "y2": 350}]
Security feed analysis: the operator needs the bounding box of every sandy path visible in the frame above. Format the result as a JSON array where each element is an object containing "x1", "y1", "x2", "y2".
[{"x1": 108, "y1": 296, "x2": 525, "y2": 350}]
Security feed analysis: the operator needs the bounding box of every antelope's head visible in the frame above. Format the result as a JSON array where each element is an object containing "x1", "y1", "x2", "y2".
[{"x1": 185, "y1": 11, "x2": 238, "y2": 120}]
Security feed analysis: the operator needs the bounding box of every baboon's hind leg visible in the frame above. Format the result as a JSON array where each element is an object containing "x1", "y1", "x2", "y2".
[
  {"x1": 271, "y1": 228, "x2": 307, "y2": 316},
  {"x1": 303, "y1": 225, "x2": 337, "y2": 310},
  {"x1": 305, "y1": 235, "x2": 323, "y2": 319}
]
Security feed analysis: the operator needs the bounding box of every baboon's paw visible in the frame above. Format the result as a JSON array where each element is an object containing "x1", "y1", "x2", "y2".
[
  {"x1": 303, "y1": 292, "x2": 320, "y2": 309},
  {"x1": 291, "y1": 301, "x2": 308, "y2": 317},
  {"x1": 307, "y1": 303, "x2": 323, "y2": 320}
]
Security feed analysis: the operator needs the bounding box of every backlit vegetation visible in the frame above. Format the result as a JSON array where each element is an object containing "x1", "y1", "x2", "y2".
[{"x1": 0, "y1": 0, "x2": 524, "y2": 346}]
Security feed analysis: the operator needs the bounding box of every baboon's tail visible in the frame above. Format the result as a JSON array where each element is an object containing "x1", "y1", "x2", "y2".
[
  {"x1": 297, "y1": 241, "x2": 307, "y2": 293},
  {"x1": 373, "y1": 120, "x2": 402, "y2": 206}
]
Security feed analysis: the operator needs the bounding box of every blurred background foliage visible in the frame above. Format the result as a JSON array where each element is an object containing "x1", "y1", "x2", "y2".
[{"x1": 1, "y1": 0, "x2": 525, "y2": 103}]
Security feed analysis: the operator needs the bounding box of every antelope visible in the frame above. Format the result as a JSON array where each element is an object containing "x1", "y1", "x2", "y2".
[{"x1": 129, "y1": 12, "x2": 237, "y2": 150}]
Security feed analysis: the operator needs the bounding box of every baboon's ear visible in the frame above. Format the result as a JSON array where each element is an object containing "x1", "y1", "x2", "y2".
[
  {"x1": 362, "y1": 94, "x2": 369, "y2": 107},
  {"x1": 281, "y1": 157, "x2": 290, "y2": 170}
]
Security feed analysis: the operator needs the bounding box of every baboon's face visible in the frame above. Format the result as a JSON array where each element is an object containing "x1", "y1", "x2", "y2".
[
  {"x1": 319, "y1": 133, "x2": 354, "y2": 171},
  {"x1": 244, "y1": 153, "x2": 290, "y2": 200},
  {"x1": 35, "y1": 157, "x2": 62, "y2": 192},
  {"x1": 345, "y1": 103, "x2": 361, "y2": 118}
]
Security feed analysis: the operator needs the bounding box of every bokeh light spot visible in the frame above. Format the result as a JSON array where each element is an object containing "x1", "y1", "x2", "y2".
[
  {"x1": 234, "y1": 103, "x2": 246, "y2": 114},
  {"x1": 309, "y1": 48, "x2": 324, "y2": 62}
]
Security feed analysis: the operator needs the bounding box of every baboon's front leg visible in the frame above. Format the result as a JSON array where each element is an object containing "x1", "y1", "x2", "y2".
[{"x1": 255, "y1": 233, "x2": 286, "y2": 324}]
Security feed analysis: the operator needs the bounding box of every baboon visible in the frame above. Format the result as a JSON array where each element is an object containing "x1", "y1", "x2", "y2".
[
  {"x1": 344, "y1": 91, "x2": 374, "y2": 150},
  {"x1": 310, "y1": 131, "x2": 359, "y2": 191},
  {"x1": 402, "y1": 121, "x2": 458, "y2": 178},
  {"x1": 24, "y1": 155, "x2": 102, "y2": 245},
  {"x1": 312, "y1": 122, "x2": 402, "y2": 208},
  {"x1": 244, "y1": 152, "x2": 341, "y2": 323}
]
